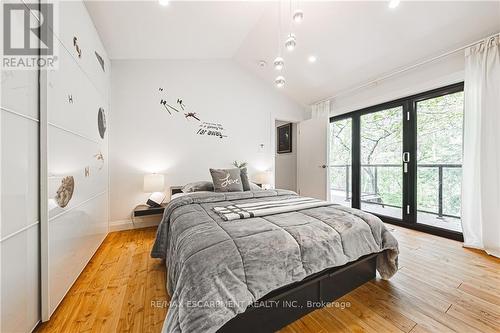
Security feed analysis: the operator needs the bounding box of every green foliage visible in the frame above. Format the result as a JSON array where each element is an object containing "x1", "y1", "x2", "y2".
[
  {"x1": 232, "y1": 161, "x2": 248, "y2": 169},
  {"x1": 361, "y1": 106, "x2": 402, "y2": 165},
  {"x1": 329, "y1": 92, "x2": 464, "y2": 217},
  {"x1": 417, "y1": 92, "x2": 464, "y2": 164}
]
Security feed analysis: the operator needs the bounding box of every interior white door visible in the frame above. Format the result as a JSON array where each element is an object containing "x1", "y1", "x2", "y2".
[{"x1": 297, "y1": 118, "x2": 329, "y2": 200}]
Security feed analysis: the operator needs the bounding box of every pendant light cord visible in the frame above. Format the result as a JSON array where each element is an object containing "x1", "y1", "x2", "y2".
[{"x1": 278, "y1": 0, "x2": 282, "y2": 56}]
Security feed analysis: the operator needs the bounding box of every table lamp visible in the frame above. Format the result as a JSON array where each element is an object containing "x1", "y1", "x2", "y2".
[
  {"x1": 254, "y1": 171, "x2": 272, "y2": 190},
  {"x1": 144, "y1": 173, "x2": 165, "y2": 207}
]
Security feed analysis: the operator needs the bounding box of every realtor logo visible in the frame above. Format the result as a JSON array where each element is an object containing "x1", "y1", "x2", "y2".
[{"x1": 2, "y1": 2, "x2": 57, "y2": 69}]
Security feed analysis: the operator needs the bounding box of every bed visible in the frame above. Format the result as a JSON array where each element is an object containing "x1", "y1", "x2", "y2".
[{"x1": 151, "y1": 189, "x2": 399, "y2": 333}]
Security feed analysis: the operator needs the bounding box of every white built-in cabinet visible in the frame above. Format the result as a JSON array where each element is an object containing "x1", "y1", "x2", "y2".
[
  {"x1": 0, "y1": 72, "x2": 41, "y2": 333},
  {"x1": 1, "y1": 1, "x2": 41, "y2": 332},
  {"x1": 0, "y1": 0, "x2": 110, "y2": 330},
  {"x1": 45, "y1": 0, "x2": 110, "y2": 319}
]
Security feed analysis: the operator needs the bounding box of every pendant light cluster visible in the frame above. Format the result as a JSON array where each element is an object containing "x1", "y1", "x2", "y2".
[{"x1": 274, "y1": 0, "x2": 303, "y2": 88}]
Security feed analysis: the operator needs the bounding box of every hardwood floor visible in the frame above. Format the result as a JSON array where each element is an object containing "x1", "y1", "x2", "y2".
[{"x1": 36, "y1": 225, "x2": 500, "y2": 333}]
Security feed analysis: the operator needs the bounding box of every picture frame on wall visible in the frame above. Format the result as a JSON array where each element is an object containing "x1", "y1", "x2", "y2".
[{"x1": 277, "y1": 123, "x2": 292, "y2": 154}]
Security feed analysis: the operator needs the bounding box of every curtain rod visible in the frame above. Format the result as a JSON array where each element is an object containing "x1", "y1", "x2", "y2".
[{"x1": 313, "y1": 32, "x2": 500, "y2": 105}]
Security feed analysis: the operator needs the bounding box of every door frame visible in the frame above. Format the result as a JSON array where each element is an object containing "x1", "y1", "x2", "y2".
[
  {"x1": 273, "y1": 118, "x2": 299, "y2": 192},
  {"x1": 297, "y1": 117, "x2": 329, "y2": 200},
  {"x1": 330, "y1": 82, "x2": 464, "y2": 241}
]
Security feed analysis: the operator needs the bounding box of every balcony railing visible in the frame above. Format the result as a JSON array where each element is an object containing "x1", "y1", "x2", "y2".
[{"x1": 330, "y1": 164, "x2": 461, "y2": 219}]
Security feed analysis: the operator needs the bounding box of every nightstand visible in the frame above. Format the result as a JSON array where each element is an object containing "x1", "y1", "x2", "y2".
[{"x1": 133, "y1": 203, "x2": 167, "y2": 217}]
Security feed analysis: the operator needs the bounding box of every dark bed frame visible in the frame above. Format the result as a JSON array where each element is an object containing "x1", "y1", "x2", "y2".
[
  {"x1": 169, "y1": 188, "x2": 378, "y2": 333},
  {"x1": 218, "y1": 253, "x2": 377, "y2": 332}
]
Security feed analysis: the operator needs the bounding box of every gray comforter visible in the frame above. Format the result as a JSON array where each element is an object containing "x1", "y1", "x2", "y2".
[{"x1": 151, "y1": 190, "x2": 398, "y2": 333}]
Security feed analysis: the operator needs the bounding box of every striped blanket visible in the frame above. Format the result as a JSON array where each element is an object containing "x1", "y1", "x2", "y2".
[{"x1": 213, "y1": 196, "x2": 330, "y2": 221}]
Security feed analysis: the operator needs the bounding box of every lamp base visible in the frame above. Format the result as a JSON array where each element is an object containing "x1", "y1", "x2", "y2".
[
  {"x1": 146, "y1": 192, "x2": 166, "y2": 207},
  {"x1": 146, "y1": 199, "x2": 162, "y2": 208}
]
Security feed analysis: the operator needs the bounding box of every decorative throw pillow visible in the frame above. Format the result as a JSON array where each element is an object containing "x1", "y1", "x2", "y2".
[
  {"x1": 182, "y1": 181, "x2": 214, "y2": 193},
  {"x1": 240, "y1": 167, "x2": 251, "y2": 191},
  {"x1": 210, "y1": 168, "x2": 243, "y2": 192}
]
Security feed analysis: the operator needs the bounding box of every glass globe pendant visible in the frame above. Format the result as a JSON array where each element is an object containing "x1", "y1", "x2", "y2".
[
  {"x1": 285, "y1": 34, "x2": 296, "y2": 51},
  {"x1": 275, "y1": 76, "x2": 285, "y2": 88},
  {"x1": 273, "y1": 57, "x2": 285, "y2": 71},
  {"x1": 293, "y1": 10, "x2": 304, "y2": 23}
]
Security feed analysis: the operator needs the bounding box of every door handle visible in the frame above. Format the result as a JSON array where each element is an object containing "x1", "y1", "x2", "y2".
[
  {"x1": 320, "y1": 164, "x2": 328, "y2": 169},
  {"x1": 403, "y1": 152, "x2": 410, "y2": 173}
]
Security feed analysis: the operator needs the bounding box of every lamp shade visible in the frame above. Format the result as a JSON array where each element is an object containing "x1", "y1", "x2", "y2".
[
  {"x1": 143, "y1": 174, "x2": 164, "y2": 192},
  {"x1": 254, "y1": 171, "x2": 272, "y2": 185}
]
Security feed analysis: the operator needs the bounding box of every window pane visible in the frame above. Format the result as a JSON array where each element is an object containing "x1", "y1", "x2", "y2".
[
  {"x1": 360, "y1": 107, "x2": 403, "y2": 219},
  {"x1": 329, "y1": 118, "x2": 352, "y2": 207},
  {"x1": 416, "y1": 91, "x2": 463, "y2": 232}
]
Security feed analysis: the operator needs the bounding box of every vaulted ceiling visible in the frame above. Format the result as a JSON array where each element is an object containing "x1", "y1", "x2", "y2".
[{"x1": 85, "y1": 1, "x2": 500, "y2": 105}]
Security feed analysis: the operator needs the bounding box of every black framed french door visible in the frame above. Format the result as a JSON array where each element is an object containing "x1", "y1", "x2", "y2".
[
  {"x1": 329, "y1": 102, "x2": 408, "y2": 220},
  {"x1": 359, "y1": 102, "x2": 407, "y2": 222},
  {"x1": 329, "y1": 82, "x2": 464, "y2": 241}
]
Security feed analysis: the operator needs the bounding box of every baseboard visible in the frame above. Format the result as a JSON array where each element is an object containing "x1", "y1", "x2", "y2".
[
  {"x1": 31, "y1": 320, "x2": 40, "y2": 333},
  {"x1": 109, "y1": 217, "x2": 161, "y2": 232}
]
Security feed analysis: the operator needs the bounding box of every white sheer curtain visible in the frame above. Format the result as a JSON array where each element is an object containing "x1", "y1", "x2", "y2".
[
  {"x1": 461, "y1": 35, "x2": 500, "y2": 257},
  {"x1": 311, "y1": 100, "x2": 330, "y2": 119}
]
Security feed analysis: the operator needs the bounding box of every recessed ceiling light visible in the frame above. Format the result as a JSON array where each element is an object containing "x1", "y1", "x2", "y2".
[
  {"x1": 159, "y1": 0, "x2": 169, "y2": 6},
  {"x1": 308, "y1": 55, "x2": 317, "y2": 63},
  {"x1": 388, "y1": 0, "x2": 400, "y2": 9}
]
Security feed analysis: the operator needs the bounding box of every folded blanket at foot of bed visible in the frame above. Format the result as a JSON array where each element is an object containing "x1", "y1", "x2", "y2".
[{"x1": 213, "y1": 196, "x2": 327, "y2": 221}]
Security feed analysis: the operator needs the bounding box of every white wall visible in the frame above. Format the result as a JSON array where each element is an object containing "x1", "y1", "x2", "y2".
[
  {"x1": 109, "y1": 59, "x2": 306, "y2": 227},
  {"x1": 275, "y1": 121, "x2": 297, "y2": 192},
  {"x1": 329, "y1": 52, "x2": 465, "y2": 116}
]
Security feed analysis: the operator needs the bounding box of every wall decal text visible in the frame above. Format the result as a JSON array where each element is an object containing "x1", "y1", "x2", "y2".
[
  {"x1": 157, "y1": 87, "x2": 228, "y2": 139},
  {"x1": 197, "y1": 122, "x2": 227, "y2": 139}
]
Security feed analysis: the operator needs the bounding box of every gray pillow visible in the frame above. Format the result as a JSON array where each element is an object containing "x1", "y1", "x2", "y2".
[
  {"x1": 182, "y1": 181, "x2": 214, "y2": 193},
  {"x1": 240, "y1": 168, "x2": 251, "y2": 191},
  {"x1": 209, "y1": 168, "x2": 243, "y2": 192}
]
